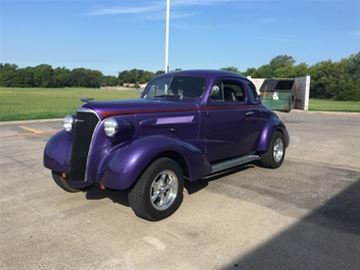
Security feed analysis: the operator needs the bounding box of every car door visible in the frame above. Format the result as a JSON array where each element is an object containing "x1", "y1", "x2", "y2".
[
  {"x1": 204, "y1": 78, "x2": 254, "y2": 162},
  {"x1": 244, "y1": 81, "x2": 270, "y2": 152}
]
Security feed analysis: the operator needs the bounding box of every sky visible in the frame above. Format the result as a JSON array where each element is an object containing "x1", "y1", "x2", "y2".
[{"x1": 1, "y1": 0, "x2": 359, "y2": 75}]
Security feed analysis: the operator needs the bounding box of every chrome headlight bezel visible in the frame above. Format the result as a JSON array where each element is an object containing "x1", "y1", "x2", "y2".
[
  {"x1": 104, "y1": 117, "x2": 118, "y2": 137},
  {"x1": 63, "y1": 114, "x2": 74, "y2": 132}
]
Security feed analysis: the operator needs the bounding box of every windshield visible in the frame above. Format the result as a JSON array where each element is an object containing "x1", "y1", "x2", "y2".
[{"x1": 142, "y1": 75, "x2": 206, "y2": 99}]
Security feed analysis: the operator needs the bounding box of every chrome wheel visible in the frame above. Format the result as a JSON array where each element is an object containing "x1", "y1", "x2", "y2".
[
  {"x1": 150, "y1": 170, "x2": 178, "y2": 211},
  {"x1": 273, "y1": 138, "x2": 284, "y2": 163}
]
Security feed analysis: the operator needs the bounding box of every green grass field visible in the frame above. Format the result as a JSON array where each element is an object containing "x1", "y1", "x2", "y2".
[
  {"x1": 0, "y1": 88, "x2": 359, "y2": 121},
  {"x1": 0, "y1": 87, "x2": 139, "y2": 121},
  {"x1": 309, "y1": 99, "x2": 360, "y2": 112}
]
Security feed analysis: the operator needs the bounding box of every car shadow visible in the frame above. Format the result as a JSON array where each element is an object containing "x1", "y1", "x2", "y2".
[
  {"x1": 185, "y1": 164, "x2": 255, "y2": 195},
  {"x1": 221, "y1": 178, "x2": 360, "y2": 270},
  {"x1": 84, "y1": 185, "x2": 130, "y2": 207},
  {"x1": 83, "y1": 164, "x2": 256, "y2": 206}
]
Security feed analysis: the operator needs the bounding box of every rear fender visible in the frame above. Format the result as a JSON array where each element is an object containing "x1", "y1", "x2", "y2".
[{"x1": 100, "y1": 135, "x2": 211, "y2": 190}]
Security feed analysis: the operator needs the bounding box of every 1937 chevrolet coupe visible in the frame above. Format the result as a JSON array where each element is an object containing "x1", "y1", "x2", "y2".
[{"x1": 44, "y1": 70, "x2": 289, "y2": 220}]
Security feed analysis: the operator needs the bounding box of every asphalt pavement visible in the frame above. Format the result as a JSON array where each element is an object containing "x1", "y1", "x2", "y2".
[{"x1": 0, "y1": 111, "x2": 359, "y2": 270}]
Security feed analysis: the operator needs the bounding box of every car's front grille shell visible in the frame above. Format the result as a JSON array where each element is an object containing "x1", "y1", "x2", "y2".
[{"x1": 69, "y1": 111, "x2": 99, "y2": 182}]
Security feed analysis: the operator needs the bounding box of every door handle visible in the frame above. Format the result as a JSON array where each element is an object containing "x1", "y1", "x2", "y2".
[{"x1": 245, "y1": 111, "x2": 254, "y2": 116}]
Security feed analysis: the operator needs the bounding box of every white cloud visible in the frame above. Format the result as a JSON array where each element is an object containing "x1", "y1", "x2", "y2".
[
  {"x1": 144, "y1": 12, "x2": 195, "y2": 21},
  {"x1": 89, "y1": 4, "x2": 163, "y2": 16},
  {"x1": 89, "y1": 0, "x2": 241, "y2": 16},
  {"x1": 172, "y1": 0, "x2": 237, "y2": 5}
]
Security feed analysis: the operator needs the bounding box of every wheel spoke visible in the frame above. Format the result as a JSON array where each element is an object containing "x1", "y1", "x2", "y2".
[
  {"x1": 159, "y1": 174, "x2": 166, "y2": 185},
  {"x1": 158, "y1": 193, "x2": 165, "y2": 206},
  {"x1": 164, "y1": 177, "x2": 173, "y2": 189},
  {"x1": 151, "y1": 190, "x2": 160, "y2": 201}
]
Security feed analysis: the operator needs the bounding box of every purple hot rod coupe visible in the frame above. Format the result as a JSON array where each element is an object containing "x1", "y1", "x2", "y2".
[{"x1": 44, "y1": 70, "x2": 289, "y2": 220}]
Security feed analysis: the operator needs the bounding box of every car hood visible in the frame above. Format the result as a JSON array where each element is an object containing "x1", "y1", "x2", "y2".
[{"x1": 81, "y1": 98, "x2": 198, "y2": 119}]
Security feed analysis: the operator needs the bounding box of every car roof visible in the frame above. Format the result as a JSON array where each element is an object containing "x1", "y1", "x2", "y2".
[{"x1": 154, "y1": 69, "x2": 248, "y2": 80}]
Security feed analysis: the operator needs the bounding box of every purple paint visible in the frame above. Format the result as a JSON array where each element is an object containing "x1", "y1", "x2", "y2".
[{"x1": 44, "y1": 70, "x2": 289, "y2": 191}]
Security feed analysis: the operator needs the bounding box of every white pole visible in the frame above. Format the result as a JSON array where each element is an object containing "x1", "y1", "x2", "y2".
[{"x1": 165, "y1": 0, "x2": 170, "y2": 73}]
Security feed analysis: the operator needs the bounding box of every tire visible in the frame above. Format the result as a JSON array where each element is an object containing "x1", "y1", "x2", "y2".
[
  {"x1": 52, "y1": 171, "x2": 81, "y2": 193},
  {"x1": 128, "y1": 158, "x2": 184, "y2": 221},
  {"x1": 259, "y1": 131, "x2": 285, "y2": 169}
]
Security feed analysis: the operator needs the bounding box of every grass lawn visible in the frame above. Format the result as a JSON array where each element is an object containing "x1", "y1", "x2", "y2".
[
  {"x1": 309, "y1": 99, "x2": 360, "y2": 112},
  {"x1": 0, "y1": 87, "x2": 139, "y2": 121},
  {"x1": 1, "y1": 88, "x2": 359, "y2": 121}
]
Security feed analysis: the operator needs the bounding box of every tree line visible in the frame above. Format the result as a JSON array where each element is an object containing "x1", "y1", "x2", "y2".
[
  {"x1": 1, "y1": 52, "x2": 359, "y2": 100},
  {"x1": 221, "y1": 52, "x2": 360, "y2": 101},
  {"x1": 0, "y1": 64, "x2": 164, "y2": 88}
]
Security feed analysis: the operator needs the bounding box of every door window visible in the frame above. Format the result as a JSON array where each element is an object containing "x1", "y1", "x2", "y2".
[{"x1": 210, "y1": 80, "x2": 246, "y2": 102}]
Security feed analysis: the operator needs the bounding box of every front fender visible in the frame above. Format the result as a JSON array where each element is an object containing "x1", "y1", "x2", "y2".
[
  {"x1": 100, "y1": 135, "x2": 211, "y2": 190},
  {"x1": 43, "y1": 131, "x2": 71, "y2": 173},
  {"x1": 256, "y1": 117, "x2": 289, "y2": 152}
]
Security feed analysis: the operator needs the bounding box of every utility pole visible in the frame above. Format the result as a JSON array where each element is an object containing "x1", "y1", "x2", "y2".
[{"x1": 165, "y1": 0, "x2": 170, "y2": 73}]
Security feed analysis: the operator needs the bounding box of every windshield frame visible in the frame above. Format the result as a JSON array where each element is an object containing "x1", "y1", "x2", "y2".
[{"x1": 141, "y1": 74, "x2": 208, "y2": 101}]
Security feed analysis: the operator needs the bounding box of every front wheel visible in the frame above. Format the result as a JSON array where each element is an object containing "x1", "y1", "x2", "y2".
[
  {"x1": 52, "y1": 171, "x2": 81, "y2": 193},
  {"x1": 128, "y1": 158, "x2": 184, "y2": 221},
  {"x1": 259, "y1": 131, "x2": 286, "y2": 169}
]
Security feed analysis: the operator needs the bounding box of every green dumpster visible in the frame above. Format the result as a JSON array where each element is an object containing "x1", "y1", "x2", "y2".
[{"x1": 260, "y1": 80, "x2": 294, "y2": 112}]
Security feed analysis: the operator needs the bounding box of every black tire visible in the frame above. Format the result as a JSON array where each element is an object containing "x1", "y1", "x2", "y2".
[
  {"x1": 259, "y1": 131, "x2": 285, "y2": 169},
  {"x1": 52, "y1": 171, "x2": 80, "y2": 193},
  {"x1": 128, "y1": 158, "x2": 184, "y2": 221}
]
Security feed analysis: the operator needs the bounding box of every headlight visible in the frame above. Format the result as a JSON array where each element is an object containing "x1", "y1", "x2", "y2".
[
  {"x1": 63, "y1": 115, "x2": 74, "y2": 132},
  {"x1": 104, "y1": 117, "x2": 118, "y2": 137}
]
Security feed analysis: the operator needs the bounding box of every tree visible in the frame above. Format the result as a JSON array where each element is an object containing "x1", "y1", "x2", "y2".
[
  {"x1": 0, "y1": 63, "x2": 18, "y2": 87},
  {"x1": 221, "y1": 66, "x2": 241, "y2": 73},
  {"x1": 103, "y1": 76, "x2": 119, "y2": 86},
  {"x1": 155, "y1": 70, "x2": 165, "y2": 76},
  {"x1": 54, "y1": 67, "x2": 72, "y2": 87},
  {"x1": 16, "y1": 67, "x2": 35, "y2": 87},
  {"x1": 252, "y1": 64, "x2": 273, "y2": 78},
  {"x1": 33, "y1": 64, "x2": 54, "y2": 87},
  {"x1": 243, "y1": 67, "x2": 257, "y2": 77},
  {"x1": 71, "y1": 68, "x2": 103, "y2": 88},
  {"x1": 269, "y1": 55, "x2": 295, "y2": 70},
  {"x1": 118, "y1": 69, "x2": 154, "y2": 85}
]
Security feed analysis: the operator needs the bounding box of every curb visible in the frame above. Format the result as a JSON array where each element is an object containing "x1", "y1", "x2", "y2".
[
  {"x1": 302, "y1": 110, "x2": 360, "y2": 115},
  {"x1": 0, "y1": 118, "x2": 62, "y2": 126},
  {"x1": 279, "y1": 110, "x2": 360, "y2": 115}
]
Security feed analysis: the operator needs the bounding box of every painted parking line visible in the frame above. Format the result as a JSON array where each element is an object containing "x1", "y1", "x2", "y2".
[
  {"x1": 0, "y1": 129, "x2": 55, "y2": 140},
  {"x1": 19, "y1": 126, "x2": 45, "y2": 135},
  {"x1": 0, "y1": 132, "x2": 55, "y2": 140}
]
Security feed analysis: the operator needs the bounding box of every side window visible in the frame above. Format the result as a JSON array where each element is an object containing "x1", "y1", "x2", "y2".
[
  {"x1": 210, "y1": 80, "x2": 246, "y2": 102},
  {"x1": 247, "y1": 82, "x2": 259, "y2": 103},
  {"x1": 146, "y1": 76, "x2": 171, "y2": 97}
]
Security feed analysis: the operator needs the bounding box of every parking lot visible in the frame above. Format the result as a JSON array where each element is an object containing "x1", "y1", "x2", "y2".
[{"x1": 0, "y1": 111, "x2": 359, "y2": 270}]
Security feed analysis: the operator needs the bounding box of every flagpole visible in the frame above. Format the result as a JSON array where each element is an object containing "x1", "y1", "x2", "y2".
[{"x1": 165, "y1": 0, "x2": 170, "y2": 73}]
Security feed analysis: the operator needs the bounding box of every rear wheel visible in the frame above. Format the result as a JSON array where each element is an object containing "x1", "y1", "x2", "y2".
[
  {"x1": 259, "y1": 131, "x2": 285, "y2": 168},
  {"x1": 52, "y1": 171, "x2": 80, "y2": 193},
  {"x1": 128, "y1": 158, "x2": 184, "y2": 221}
]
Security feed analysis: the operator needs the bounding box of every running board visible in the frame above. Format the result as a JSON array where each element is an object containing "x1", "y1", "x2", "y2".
[{"x1": 210, "y1": 154, "x2": 260, "y2": 174}]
